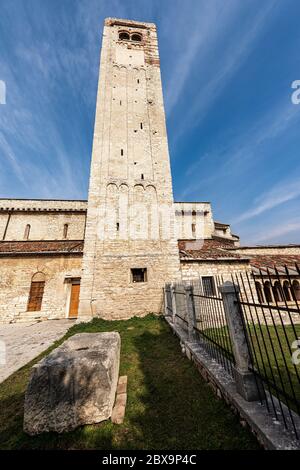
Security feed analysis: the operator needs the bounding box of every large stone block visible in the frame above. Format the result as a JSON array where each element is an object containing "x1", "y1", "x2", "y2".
[{"x1": 23, "y1": 332, "x2": 121, "y2": 435}]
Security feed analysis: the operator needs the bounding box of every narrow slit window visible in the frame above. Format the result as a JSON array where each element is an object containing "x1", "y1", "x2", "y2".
[
  {"x1": 191, "y1": 223, "x2": 196, "y2": 234},
  {"x1": 137, "y1": 79, "x2": 140, "y2": 84},
  {"x1": 24, "y1": 224, "x2": 31, "y2": 240},
  {"x1": 121, "y1": 149, "x2": 124, "y2": 156},
  {"x1": 116, "y1": 222, "x2": 120, "y2": 231},
  {"x1": 140, "y1": 122, "x2": 143, "y2": 129},
  {"x1": 141, "y1": 174, "x2": 144, "y2": 180},
  {"x1": 63, "y1": 223, "x2": 69, "y2": 239},
  {"x1": 120, "y1": 100, "x2": 122, "y2": 106}
]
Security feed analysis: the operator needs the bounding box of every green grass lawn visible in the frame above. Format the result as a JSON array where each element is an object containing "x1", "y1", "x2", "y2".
[
  {"x1": 202, "y1": 324, "x2": 300, "y2": 410},
  {"x1": 246, "y1": 324, "x2": 300, "y2": 409},
  {"x1": 0, "y1": 315, "x2": 260, "y2": 450}
]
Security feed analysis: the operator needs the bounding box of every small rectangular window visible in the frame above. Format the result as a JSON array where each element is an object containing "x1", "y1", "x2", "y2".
[
  {"x1": 141, "y1": 174, "x2": 144, "y2": 180},
  {"x1": 121, "y1": 149, "x2": 124, "y2": 156},
  {"x1": 202, "y1": 277, "x2": 216, "y2": 297},
  {"x1": 137, "y1": 79, "x2": 140, "y2": 84},
  {"x1": 116, "y1": 222, "x2": 119, "y2": 231},
  {"x1": 131, "y1": 268, "x2": 147, "y2": 283}
]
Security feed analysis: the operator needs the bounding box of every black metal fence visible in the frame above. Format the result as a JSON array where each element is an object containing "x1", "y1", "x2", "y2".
[
  {"x1": 165, "y1": 276, "x2": 235, "y2": 376},
  {"x1": 164, "y1": 265, "x2": 300, "y2": 440},
  {"x1": 192, "y1": 277, "x2": 235, "y2": 377},
  {"x1": 231, "y1": 267, "x2": 300, "y2": 439}
]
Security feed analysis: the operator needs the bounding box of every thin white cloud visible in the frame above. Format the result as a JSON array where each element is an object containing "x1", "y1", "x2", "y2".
[
  {"x1": 234, "y1": 176, "x2": 300, "y2": 223},
  {"x1": 164, "y1": 0, "x2": 243, "y2": 117},
  {"x1": 180, "y1": 97, "x2": 300, "y2": 200},
  {"x1": 0, "y1": 132, "x2": 27, "y2": 185},
  {"x1": 169, "y1": 0, "x2": 279, "y2": 145},
  {"x1": 251, "y1": 219, "x2": 300, "y2": 243}
]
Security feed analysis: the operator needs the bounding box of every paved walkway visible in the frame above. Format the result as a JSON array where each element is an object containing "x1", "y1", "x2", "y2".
[{"x1": 0, "y1": 320, "x2": 74, "y2": 383}]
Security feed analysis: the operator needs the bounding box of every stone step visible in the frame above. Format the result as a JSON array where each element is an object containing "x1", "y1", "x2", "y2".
[{"x1": 13, "y1": 314, "x2": 48, "y2": 323}]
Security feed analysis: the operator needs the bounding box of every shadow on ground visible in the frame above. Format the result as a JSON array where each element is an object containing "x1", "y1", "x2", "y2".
[{"x1": 0, "y1": 315, "x2": 260, "y2": 450}]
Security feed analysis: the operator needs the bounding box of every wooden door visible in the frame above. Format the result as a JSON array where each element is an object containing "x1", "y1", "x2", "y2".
[{"x1": 69, "y1": 284, "x2": 80, "y2": 318}]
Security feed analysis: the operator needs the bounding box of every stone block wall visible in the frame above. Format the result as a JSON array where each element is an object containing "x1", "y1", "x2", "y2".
[
  {"x1": 0, "y1": 199, "x2": 87, "y2": 241},
  {"x1": 0, "y1": 255, "x2": 82, "y2": 323},
  {"x1": 79, "y1": 18, "x2": 181, "y2": 320},
  {"x1": 180, "y1": 260, "x2": 251, "y2": 282},
  {"x1": 174, "y1": 202, "x2": 214, "y2": 240}
]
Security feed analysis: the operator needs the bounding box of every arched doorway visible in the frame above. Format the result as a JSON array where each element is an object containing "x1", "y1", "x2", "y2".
[{"x1": 27, "y1": 272, "x2": 46, "y2": 312}]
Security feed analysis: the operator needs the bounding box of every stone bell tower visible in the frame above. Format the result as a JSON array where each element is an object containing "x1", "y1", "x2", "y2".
[{"x1": 78, "y1": 18, "x2": 180, "y2": 320}]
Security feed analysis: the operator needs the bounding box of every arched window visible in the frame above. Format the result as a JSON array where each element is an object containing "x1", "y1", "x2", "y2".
[
  {"x1": 292, "y1": 280, "x2": 300, "y2": 301},
  {"x1": 24, "y1": 224, "x2": 31, "y2": 240},
  {"x1": 283, "y1": 280, "x2": 291, "y2": 301},
  {"x1": 27, "y1": 272, "x2": 45, "y2": 312},
  {"x1": 264, "y1": 281, "x2": 273, "y2": 303},
  {"x1": 273, "y1": 281, "x2": 283, "y2": 302},
  {"x1": 255, "y1": 282, "x2": 264, "y2": 303},
  {"x1": 131, "y1": 33, "x2": 142, "y2": 42},
  {"x1": 119, "y1": 31, "x2": 130, "y2": 41},
  {"x1": 63, "y1": 223, "x2": 69, "y2": 239}
]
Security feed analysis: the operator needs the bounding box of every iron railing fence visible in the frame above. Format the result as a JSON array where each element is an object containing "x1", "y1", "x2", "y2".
[
  {"x1": 164, "y1": 264, "x2": 300, "y2": 439},
  {"x1": 192, "y1": 276, "x2": 235, "y2": 377},
  {"x1": 165, "y1": 277, "x2": 235, "y2": 377},
  {"x1": 231, "y1": 266, "x2": 300, "y2": 439}
]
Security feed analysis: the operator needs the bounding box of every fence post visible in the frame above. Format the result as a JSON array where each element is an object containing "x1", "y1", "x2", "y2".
[
  {"x1": 171, "y1": 283, "x2": 177, "y2": 325},
  {"x1": 164, "y1": 284, "x2": 170, "y2": 317},
  {"x1": 185, "y1": 285, "x2": 197, "y2": 342},
  {"x1": 219, "y1": 281, "x2": 261, "y2": 401}
]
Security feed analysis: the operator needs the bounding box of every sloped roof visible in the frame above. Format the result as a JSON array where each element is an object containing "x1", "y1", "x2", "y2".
[
  {"x1": 249, "y1": 255, "x2": 300, "y2": 275},
  {"x1": 178, "y1": 239, "x2": 247, "y2": 261},
  {"x1": 0, "y1": 240, "x2": 84, "y2": 256}
]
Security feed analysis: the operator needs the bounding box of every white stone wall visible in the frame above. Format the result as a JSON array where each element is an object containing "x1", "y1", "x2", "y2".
[
  {"x1": 174, "y1": 202, "x2": 214, "y2": 240},
  {"x1": 79, "y1": 18, "x2": 181, "y2": 320},
  {"x1": 1, "y1": 212, "x2": 86, "y2": 241},
  {"x1": 180, "y1": 260, "x2": 251, "y2": 282},
  {"x1": 0, "y1": 199, "x2": 87, "y2": 241}
]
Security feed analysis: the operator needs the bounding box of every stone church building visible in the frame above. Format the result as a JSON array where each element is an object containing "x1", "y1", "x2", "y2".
[{"x1": 0, "y1": 18, "x2": 299, "y2": 323}]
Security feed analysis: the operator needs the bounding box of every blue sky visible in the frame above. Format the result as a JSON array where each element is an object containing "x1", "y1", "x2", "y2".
[{"x1": 0, "y1": 0, "x2": 300, "y2": 245}]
